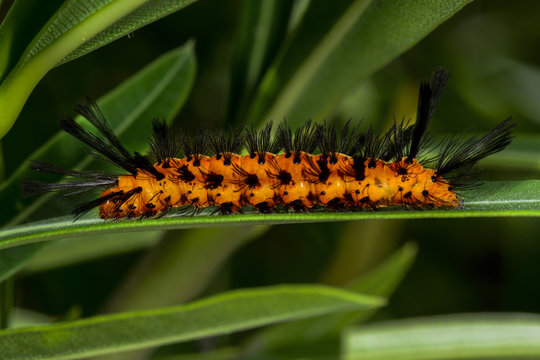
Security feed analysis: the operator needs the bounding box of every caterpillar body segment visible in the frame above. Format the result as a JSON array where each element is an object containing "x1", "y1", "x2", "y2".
[
  {"x1": 23, "y1": 69, "x2": 515, "y2": 220},
  {"x1": 98, "y1": 153, "x2": 459, "y2": 219}
]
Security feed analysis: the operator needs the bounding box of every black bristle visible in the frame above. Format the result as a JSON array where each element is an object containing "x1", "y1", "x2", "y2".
[
  {"x1": 58, "y1": 116, "x2": 138, "y2": 175},
  {"x1": 21, "y1": 178, "x2": 117, "y2": 197},
  {"x1": 276, "y1": 119, "x2": 317, "y2": 159},
  {"x1": 245, "y1": 122, "x2": 276, "y2": 164},
  {"x1": 149, "y1": 119, "x2": 180, "y2": 162},
  {"x1": 29, "y1": 160, "x2": 119, "y2": 180},
  {"x1": 435, "y1": 117, "x2": 516, "y2": 187},
  {"x1": 74, "y1": 98, "x2": 133, "y2": 160},
  {"x1": 209, "y1": 127, "x2": 245, "y2": 161},
  {"x1": 356, "y1": 125, "x2": 384, "y2": 161},
  {"x1": 65, "y1": 98, "x2": 163, "y2": 179},
  {"x1": 316, "y1": 119, "x2": 359, "y2": 158},
  {"x1": 382, "y1": 117, "x2": 411, "y2": 161},
  {"x1": 72, "y1": 190, "x2": 124, "y2": 219},
  {"x1": 407, "y1": 69, "x2": 450, "y2": 162},
  {"x1": 316, "y1": 121, "x2": 337, "y2": 157},
  {"x1": 22, "y1": 160, "x2": 118, "y2": 198},
  {"x1": 178, "y1": 127, "x2": 209, "y2": 161}
]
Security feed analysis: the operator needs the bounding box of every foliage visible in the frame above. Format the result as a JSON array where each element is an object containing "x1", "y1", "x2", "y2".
[{"x1": 0, "y1": 0, "x2": 539, "y2": 359}]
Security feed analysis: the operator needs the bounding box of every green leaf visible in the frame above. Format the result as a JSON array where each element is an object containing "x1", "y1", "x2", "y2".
[
  {"x1": 0, "y1": 42, "x2": 196, "y2": 283},
  {"x1": 308, "y1": 242, "x2": 418, "y2": 335},
  {"x1": 150, "y1": 347, "x2": 240, "y2": 360},
  {"x1": 99, "y1": 226, "x2": 269, "y2": 360},
  {"x1": 343, "y1": 313, "x2": 540, "y2": 360},
  {"x1": 104, "y1": 226, "x2": 269, "y2": 312},
  {"x1": 0, "y1": 42, "x2": 196, "y2": 227},
  {"x1": 0, "y1": 180, "x2": 538, "y2": 252},
  {"x1": 22, "y1": 231, "x2": 164, "y2": 274},
  {"x1": 247, "y1": 0, "x2": 472, "y2": 126},
  {"x1": 0, "y1": 243, "x2": 44, "y2": 283},
  {"x1": 0, "y1": 285, "x2": 385, "y2": 360},
  {"x1": 480, "y1": 135, "x2": 540, "y2": 172},
  {"x1": 0, "y1": 0, "x2": 64, "y2": 81},
  {"x1": 244, "y1": 243, "x2": 417, "y2": 353},
  {"x1": 0, "y1": 0, "x2": 198, "y2": 139},
  {"x1": 58, "y1": 0, "x2": 198, "y2": 66},
  {"x1": 227, "y1": 0, "x2": 293, "y2": 124}
]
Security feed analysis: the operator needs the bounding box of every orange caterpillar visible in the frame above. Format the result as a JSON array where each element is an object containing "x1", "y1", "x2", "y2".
[{"x1": 24, "y1": 69, "x2": 515, "y2": 219}]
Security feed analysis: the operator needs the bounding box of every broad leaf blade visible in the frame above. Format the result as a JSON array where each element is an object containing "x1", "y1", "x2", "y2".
[
  {"x1": 0, "y1": 285, "x2": 385, "y2": 360},
  {"x1": 343, "y1": 313, "x2": 540, "y2": 360},
  {"x1": 0, "y1": 180, "x2": 538, "y2": 252}
]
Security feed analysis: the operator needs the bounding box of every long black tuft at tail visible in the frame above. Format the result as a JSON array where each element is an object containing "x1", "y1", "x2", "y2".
[
  {"x1": 406, "y1": 68, "x2": 451, "y2": 162},
  {"x1": 434, "y1": 117, "x2": 516, "y2": 188}
]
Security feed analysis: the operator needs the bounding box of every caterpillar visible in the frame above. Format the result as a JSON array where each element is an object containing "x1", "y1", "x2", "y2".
[{"x1": 23, "y1": 69, "x2": 515, "y2": 220}]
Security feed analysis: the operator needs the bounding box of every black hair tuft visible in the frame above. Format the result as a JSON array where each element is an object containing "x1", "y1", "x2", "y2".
[
  {"x1": 149, "y1": 119, "x2": 181, "y2": 163},
  {"x1": 276, "y1": 120, "x2": 317, "y2": 161},
  {"x1": 209, "y1": 127, "x2": 245, "y2": 162},
  {"x1": 435, "y1": 117, "x2": 516, "y2": 188},
  {"x1": 245, "y1": 122, "x2": 278, "y2": 164}
]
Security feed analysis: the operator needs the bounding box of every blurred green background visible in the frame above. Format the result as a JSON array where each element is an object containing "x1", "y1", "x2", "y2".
[{"x1": 1, "y1": 0, "x2": 540, "y2": 358}]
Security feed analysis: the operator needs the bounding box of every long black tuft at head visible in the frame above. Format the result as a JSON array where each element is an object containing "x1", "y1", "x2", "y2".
[
  {"x1": 74, "y1": 99, "x2": 133, "y2": 161},
  {"x1": 435, "y1": 117, "x2": 516, "y2": 187},
  {"x1": 406, "y1": 68, "x2": 450, "y2": 162},
  {"x1": 21, "y1": 178, "x2": 117, "y2": 197},
  {"x1": 29, "y1": 160, "x2": 119, "y2": 180},
  {"x1": 21, "y1": 161, "x2": 118, "y2": 197},
  {"x1": 149, "y1": 119, "x2": 180, "y2": 163},
  {"x1": 61, "y1": 98, "x2": 164, "y2": 180},
  {"x1": 58, "y1": 115, "x2": 139, "y2": 175}
]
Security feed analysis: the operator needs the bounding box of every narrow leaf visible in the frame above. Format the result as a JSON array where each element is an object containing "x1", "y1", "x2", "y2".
[
  {"x1": 104, "y1": 226, "x2": 269, "y2": 312},
  {"x1": 22, "y1": 231, "x2": 163, "y2": 273},
  {"x1": 0, "y1": 0, "x2": 198, "y2": 139},
  {"x1": 0, "y1": 180, "x2": 538, "y2": 252},
  {"x1": 247, "y1": 0, "x2": 472, "y2": 126},
  {"x1": 0, "y1": 0, "x2": 64, "y2": 81},
  {"x1": 227, "y1": 0, "x2": 293, "y2": 124},
  {"x1": 0, "y1": 43, "x2": 196, "y2": 283},
  {"x1": 58, "y1": 0, "x2": 199, "y2": 65},
  {"x1": 343, "y1": 313, "x2": 540, "y2": 360},
  {"x1": 245, "y1": 243, "x2": 417, "y2": 352},
  {"x1": 0, "y1": 285, "x2": 385, "y2": 360},
  {"x1": 0, "y1": 42, "x2": 196, "y2": 226}
]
